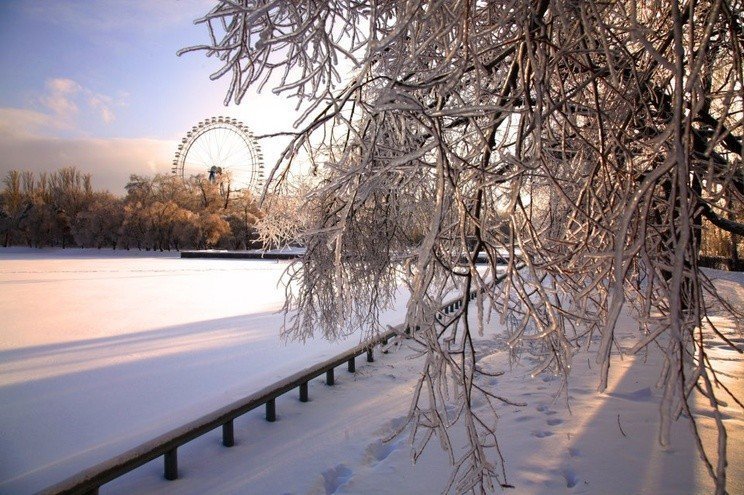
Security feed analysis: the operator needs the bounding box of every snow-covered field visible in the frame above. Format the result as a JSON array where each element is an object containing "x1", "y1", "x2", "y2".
[
  {"x1": 0, "y1": 249, "x2": 406, "y2": 494},
  {"x1": 1, "y1": 249, "x2": 742, "y2": 494}
]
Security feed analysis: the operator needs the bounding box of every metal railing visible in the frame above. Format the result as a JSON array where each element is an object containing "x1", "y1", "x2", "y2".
[{"x1": 37, "y1": 274, "x2": 504, "y2": 495}]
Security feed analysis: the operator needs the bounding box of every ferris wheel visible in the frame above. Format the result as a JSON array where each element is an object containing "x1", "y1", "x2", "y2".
[{"x1": 172, "y1": 116, "x2": 265, "y2": 193}]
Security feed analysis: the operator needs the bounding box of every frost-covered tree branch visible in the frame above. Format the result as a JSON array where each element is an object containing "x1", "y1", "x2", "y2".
[{"x1": 182, "y1": 1, "x2": 743, "y2": 493}]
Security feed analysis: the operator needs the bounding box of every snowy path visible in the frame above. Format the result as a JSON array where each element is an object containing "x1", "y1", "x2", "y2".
[{"x1": 106, "y1": 304, "x2": 742, "y2": 495}]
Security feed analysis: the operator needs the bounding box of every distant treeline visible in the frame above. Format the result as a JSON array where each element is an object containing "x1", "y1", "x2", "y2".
[{"x1": 0, "y1": 167, "x2": 264, "y2": 250}]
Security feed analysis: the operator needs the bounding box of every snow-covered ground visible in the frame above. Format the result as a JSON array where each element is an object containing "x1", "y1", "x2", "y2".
[
  {"x1": 0, "y1": 248, "x2": 405, "y2": 494},
  {"x1": 1, "y1": 249, "x2": 742, "y2": 494}
]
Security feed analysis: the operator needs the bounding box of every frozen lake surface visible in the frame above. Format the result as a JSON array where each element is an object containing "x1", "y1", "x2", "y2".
[{"x1": 0, "y1": 249, "x2": 404, "y2": 493}]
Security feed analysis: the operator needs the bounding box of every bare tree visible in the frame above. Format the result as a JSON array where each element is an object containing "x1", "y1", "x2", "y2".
[
  {"x1": 255, "y1": 178, "x2": 314, "y2": 249},
  {"x1": 71, "y1": 192, "x2": 124, "y2": 249},
  {"x1": 182, "y1": 2, "x2": 744, "y2": 493},
  {"x1": 0, "y1": 171, "x2": 31, "y2": 247}
]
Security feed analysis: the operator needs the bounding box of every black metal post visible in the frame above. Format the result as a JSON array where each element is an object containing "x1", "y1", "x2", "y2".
[
  {"x1": 367, "y1": 348, "x2": 374, "y2": 362},
  {"x1": 347, "y1": 357, "x2": 356, "y2": 373},
  {"x1": 222, "y1": 420, "x2": 234, "y2": 447},
  {"x1": 164, "y1": 448, "x2": 178, "y2": 480},
  {"x1": 326, "y1": 368, "x2": 335, "y2": 385},
  {"x1": 266, "y1": 399, "x2": 276, "y2": 422},
  {"x1": 300, "y1": 382, "x2": 309, "y2": 402}
]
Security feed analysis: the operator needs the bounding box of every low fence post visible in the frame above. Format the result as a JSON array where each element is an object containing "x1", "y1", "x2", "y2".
[
  {"x1": 266, "y1": 399, "x2": 276, "y2": 422},
  {"x1": 222, "y1": 420, "x2": 234, "y2": 447},
  {"x1": 164, "y1": 448, "x2": 178, "y2": 480},
  {"x1": 366, "y1": 348, "x2": 374, "y2": 362},
  {"x1": 299, "y1": 382, "x2": 309, "y2": 402},
  {"x1": 326, "y1": 368, "x2": 335, "y2": 385},
  {"x1": 347, "y1": 357, "x2": 356, "y2": 372}
]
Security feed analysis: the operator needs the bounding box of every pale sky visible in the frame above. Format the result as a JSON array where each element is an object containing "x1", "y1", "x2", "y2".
[{"x1": 0, "y1": 0, "x2": 299, "y2": 193}]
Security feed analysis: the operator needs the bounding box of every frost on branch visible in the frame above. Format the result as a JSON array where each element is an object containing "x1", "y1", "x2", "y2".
[{"x1": 182, "y1": 1, "x2": 744, "y2": 493}]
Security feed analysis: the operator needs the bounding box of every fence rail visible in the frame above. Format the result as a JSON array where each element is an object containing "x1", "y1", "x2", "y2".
[
  {"x1": 698, "y1": 256, "x2": 744, "y2": 272},
  {"x1": 37, "y1": 273, "x2": 505, "y2": 495},
  {"x1": 180, "y1": 250, "x2": 302, "y2": 260}
]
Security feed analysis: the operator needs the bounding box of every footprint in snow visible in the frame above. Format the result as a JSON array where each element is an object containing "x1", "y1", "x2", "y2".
[
  {"x1": 364, "y1": 438, "x2": 403, "y2": 466},
  {"x1": 388, "y1": 416, "x2": 408, "y2": 431},
  {"x1": 372, "y1": 415, "x2": 409, "y2": 440},
  {"x1": 322, "y1": 464, "x2": 353, "y2": 495},
  {"x1": 546, "y1": 418, "x2": 563, "y2": 426},
  {"x1": 609, "y1": 386, "x2": 653, "y2": 402},
  {"x1": 536, "y1": 404, "x2": 557, "y2": 415},
  {"x1": 532, "y1": 430, "x2": 554, "y2": 438},
  {"x1": 570, "y1": 387, "x2": 592, "y2": 396},
  {"x1": 695, "y1": 409, "x2": 734, "y2": 420},
  {"x1": 713, "y1": 343, "x2": 742, "y2": 352},
  {"x1": 563, "y1": 468, "x2": 580, "y2": 488}
]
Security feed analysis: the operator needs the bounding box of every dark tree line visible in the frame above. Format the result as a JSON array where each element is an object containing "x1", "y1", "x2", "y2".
[{"x1": 0, "y1": 167, "x2": 264, "y2": 251}]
